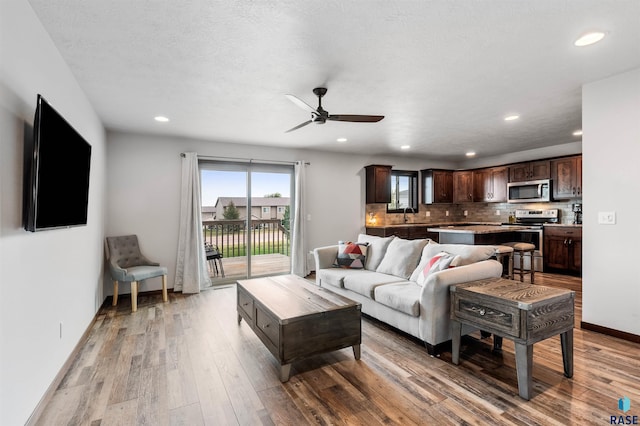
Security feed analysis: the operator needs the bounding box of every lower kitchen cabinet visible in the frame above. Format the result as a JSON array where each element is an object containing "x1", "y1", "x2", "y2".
[
  {"x1": 366, "y1": 226, "x2": 439, "y2": 242},
  {"x1": 544, "y1": 226, "x2": 582, "y2": 274}
]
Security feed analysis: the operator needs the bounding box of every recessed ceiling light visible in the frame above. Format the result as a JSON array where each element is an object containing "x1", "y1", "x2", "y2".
[
  {"x1": 572, "y1": 130, "x2": 583, "y2": 136},
  {"x1": 504, "y1": 114, "x2": 520, "y2": 121},
  {"x1": 574, "y1": 31, "x2": 606, "y2": 47},
  {"x1": 336, "y1": 137, "x2": 347, "y2": 142},
  {"x1": 400, "y1": 145, "x2": 411, "y2": 150},
  {"x1": 154, "y1": 116, "x2": 169, "y2": 122},
  {"x1": 465, "y1": 151, "x2": 476, "y2": 157}
]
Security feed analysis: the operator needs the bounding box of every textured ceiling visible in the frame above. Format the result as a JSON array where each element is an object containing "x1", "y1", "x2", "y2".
[{"x1": 27, "y1": 0, "x2": 640, "y2": 161}]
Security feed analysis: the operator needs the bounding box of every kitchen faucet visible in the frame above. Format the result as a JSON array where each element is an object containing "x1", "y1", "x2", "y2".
[{"x1": 403, "y1": 206, "x2": 415, "y2": 223}]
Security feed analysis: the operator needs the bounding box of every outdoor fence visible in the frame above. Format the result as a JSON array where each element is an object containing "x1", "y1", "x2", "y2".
[{"x1": 202, "y1": 219, "x2": 291, "y2": 258}]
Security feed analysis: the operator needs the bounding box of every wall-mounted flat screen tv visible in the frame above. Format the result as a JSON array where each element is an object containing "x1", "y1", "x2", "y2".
[{"x1": 23, "y1": 94, "x2": 92, "y2": 232}]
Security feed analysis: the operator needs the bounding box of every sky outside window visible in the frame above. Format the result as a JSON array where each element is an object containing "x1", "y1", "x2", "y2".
[{"x1": 201, "y1": 170, "x2": 291, "y2": 206}]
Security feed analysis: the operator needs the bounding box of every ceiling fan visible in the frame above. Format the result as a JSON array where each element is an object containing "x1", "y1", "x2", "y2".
[{"x1": 285, "y1": 87, "x2": 384, "y2": 133}]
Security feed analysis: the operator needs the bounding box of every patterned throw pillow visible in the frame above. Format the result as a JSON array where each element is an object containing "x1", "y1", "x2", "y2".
[
  {"x1": 334, "y1": 241, "x2": 369, "y2": 269},
  {"x1": 414, "y1": 251, "x2": 458, "y2": 286}
]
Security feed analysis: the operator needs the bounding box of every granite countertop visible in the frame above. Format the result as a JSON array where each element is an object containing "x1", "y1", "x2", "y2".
[{"x1": 426, "y1": 224, "x2": 531, "y2": 234}]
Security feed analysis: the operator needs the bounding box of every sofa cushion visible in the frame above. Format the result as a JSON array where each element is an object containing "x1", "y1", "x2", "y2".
[
  {"x1": 343, "y1": 272, "x2": 405, "y2": 298},
  {"x1": 423, "y1": 242, "x2": 496, "y2": 266},
  {"x1": 376, "y1": 237, "x2": 428, "y2": 279},
  {"x1": 411, "y1": 251, "x2": 460, "y2": 286},
  {"x1": 357, "y1": 234, "x2": 395, "y2": 271},
  {"x1": 374, "y1": 282, "x2": 421, "y2": 317},
  {"x1": 333, "y1": 241, "x2": 368, "y2": 269},
  {"x1": 318, "y1": 268, "x2": 364, "y2": 288}
]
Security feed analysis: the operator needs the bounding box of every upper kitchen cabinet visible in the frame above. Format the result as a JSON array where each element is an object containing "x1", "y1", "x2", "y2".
[
  {"x1": 509, "y1": 160, "x2": 550, "y2": 182},
  {"x1": 473, "y1": 166, "x2": 508, "y2": 202},
  {"x1": 365, "y1": 165, "x2": 392, "y2": 203},
  {"x1": 453, "y1": 170, "x2": 474, "y2": 203},
  {"x1": 422, "y1": 169, "x2": 453, "y2": 204},
  {"x1": 551, "y1": 156, "x2": 582, "y2": 199}
]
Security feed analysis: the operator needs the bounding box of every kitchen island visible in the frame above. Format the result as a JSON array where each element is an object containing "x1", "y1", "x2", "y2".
[{"x1": 426, "y1": 224, "x2": 529, "y2": 245}]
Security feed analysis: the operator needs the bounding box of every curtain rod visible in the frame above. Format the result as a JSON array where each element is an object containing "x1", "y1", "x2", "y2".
[{"x1": 180, "y1": 153, "x2": 309, "y2": 165}]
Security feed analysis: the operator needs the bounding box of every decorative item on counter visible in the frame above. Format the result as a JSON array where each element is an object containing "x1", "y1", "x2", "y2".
[
  {"x1": 368, "y1": 212, "x2": 377, "y2": 225},
  {"x1": 508, "y1": 211, "x2": 516, "y2": 223}
]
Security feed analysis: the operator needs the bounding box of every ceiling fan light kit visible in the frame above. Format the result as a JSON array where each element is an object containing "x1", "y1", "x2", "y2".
[{"x1": 285, "y1": 87, "x2": 384, "y2": 133}]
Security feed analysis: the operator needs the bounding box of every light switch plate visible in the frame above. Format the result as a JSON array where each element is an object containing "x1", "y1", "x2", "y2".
[{"x1": 598, "y1": 211, "x2": 616, "y2": 225}]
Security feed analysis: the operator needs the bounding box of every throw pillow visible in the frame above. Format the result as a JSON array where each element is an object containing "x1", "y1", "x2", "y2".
[
  {"x1": 423, "y1": 242, "x2": 495, "y2": 266},
  {"x1": 413, "y1": 251, "x2": 458, "y2": 286},
  {"x1": 333, "y1": 241, "x2": 368, "y2": 269},
  {"x1": 357, "y1": 234, "x2": 395, "y2": 271},
  {"x1": 375, "y1": 238, "x2": 429, "y2": 279}
]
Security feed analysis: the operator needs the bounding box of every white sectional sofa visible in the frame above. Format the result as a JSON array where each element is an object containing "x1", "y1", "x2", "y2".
[{"x1": 313, "y1": 234, "x2": 503, "y2": 354}]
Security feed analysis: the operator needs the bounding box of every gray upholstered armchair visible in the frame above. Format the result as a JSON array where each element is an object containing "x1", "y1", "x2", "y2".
[{"x1": 105, "y1": 235, "x2": 168, "y2": 312}]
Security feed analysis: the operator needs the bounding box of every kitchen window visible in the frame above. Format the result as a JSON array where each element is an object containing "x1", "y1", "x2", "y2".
[{"x1": 387, "y1": 170, "x2": 418, "y2": 213}]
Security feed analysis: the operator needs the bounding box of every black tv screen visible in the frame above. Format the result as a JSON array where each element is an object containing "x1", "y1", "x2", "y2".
[{"x1": 23, "y1": 95, "x2": 92, "y2": 232}]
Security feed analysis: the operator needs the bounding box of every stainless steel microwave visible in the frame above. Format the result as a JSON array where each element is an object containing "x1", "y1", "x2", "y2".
[{"x1": 507, "y1": 179, "x2": 551, "y2": 203}]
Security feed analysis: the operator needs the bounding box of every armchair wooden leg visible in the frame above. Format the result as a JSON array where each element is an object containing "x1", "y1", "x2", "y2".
[
  {"x1": 131, "y1": 281, "x2": 138, "y2": 312},
  {"x1": 162, "y1": 275, "x2": 168, "y2": 303},
  {"x1": 112, "y1": 281, "x2": 119, "y2": 306}
]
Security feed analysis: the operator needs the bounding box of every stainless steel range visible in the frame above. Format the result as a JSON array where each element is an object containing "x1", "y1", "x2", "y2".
[{"x1": 503, "y1": 209, "x2": 558, "y2": 272}]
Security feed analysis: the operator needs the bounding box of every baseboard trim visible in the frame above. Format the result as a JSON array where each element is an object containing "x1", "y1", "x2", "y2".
[
  {"x1": 25, "y1": 314, "x2": 98, "y2": 426},
  {"x1": 580, "y1": 321, "x2": 640, "y2": 344}
]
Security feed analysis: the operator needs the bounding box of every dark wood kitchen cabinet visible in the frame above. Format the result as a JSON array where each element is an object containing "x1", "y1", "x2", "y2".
[
  {"x1": 453, "y1": 170, "x2": 474, "y2": 203},
  {"x1": 365, "y1": 165, "x2": 392, "y2": 203},
  {"x1": 473, "y1": 166, "x2": 508, "y2": 202},
  {"x1": 509, "y1": 160, "x2": 550, "y2": 182},
  {"x1": 366, "y1": 226, "x2": 439, "y2": 241},
  {"x1": 551, "y1": 156, "x2": 582, "y2": 199},
  {"x1": 544, "y1": 226, "x2": 582, "y2": 274},
  {"x1": 422, "y1": 169, "x2": 453, "y2": 204}
]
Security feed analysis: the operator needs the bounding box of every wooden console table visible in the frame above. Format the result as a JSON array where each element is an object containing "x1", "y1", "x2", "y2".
[
  {"x1": 450, "y1": 278, "x2": 574, "y2": 400},
  {"x1": 237, "y1": 274, "x2": 361, "y2": 382}
]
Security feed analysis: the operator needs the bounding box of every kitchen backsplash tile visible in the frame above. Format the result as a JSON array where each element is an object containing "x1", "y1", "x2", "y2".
[{"x1": 365, "y1": 201, "x2": 581, "y2": 226}]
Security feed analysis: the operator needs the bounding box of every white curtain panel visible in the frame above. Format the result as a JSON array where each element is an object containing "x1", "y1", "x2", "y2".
[
  {"x1": 175, "y1": 152, "x2": 211, "y2": 293},
  {"x1": 291, "y1": 161, "x2": 309, "y2": 277}
]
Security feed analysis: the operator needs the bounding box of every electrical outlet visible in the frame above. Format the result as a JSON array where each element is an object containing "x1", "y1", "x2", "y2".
[
  {"x1": 598, "y1": 211, "x2": 616, "y2": 225},
  {"x1": 463, "y1": 210, "x2": 468, "y2": 216},
  {"x1": 496, "y1": 210, "x2": 501, "y2": 216},
  {"x1": 445, "y1": 211, "x2": 449, "y2": 216},
  {"x1": 425, "y1": 211, "x2": 430, "y2": 217}
]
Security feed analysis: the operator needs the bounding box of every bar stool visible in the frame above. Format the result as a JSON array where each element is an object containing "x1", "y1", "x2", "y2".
[
  {"x1": 493, "y1": 245, "x2": 514, "y2": 279},
  {"x1": 503, "y1": 242, "x2": 535, "y2": 283}
]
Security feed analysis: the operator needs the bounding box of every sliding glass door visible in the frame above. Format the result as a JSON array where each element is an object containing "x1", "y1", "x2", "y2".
[{"x1": 200, "y1": 161, "x2": 293, "y2": 284}]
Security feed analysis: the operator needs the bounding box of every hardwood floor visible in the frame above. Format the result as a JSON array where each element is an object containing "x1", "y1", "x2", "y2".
[{"x1": 34, "y1": 273, "x2": 640, "y2": 425}]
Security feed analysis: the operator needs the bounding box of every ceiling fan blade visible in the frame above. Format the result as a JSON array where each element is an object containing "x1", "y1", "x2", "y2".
[
  {"x1": 328, "y1": 114, "x2": 384, "y2": 123},
  {"x1": 285, "y1": 120, "x2": 312, "y2": 133},
  {"x1": 285, "y1": 94, "x2": 317, "y2": 113}
]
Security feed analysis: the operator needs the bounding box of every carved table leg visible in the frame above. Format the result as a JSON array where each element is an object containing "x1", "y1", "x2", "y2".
[
  {"x1": 352, "y1": 344, "x2": 361, "y2": 360},
  {"x1": 560, "y1": 330, "x2": 574, "y2": 378},
  {"x1": 280, "y1": 364, "x2": 292, "y2": 383},
  {"x1": 515, "y1": 343, "x2": 533, "y2": 400}
]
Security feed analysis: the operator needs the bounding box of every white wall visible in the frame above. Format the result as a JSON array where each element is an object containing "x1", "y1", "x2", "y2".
[
  {"x1": 106, "y1": 131, "x2": 449, "y2": 294},
  {"x1": 582, "y1": 68, "x2": 640, "y2": 335},
  {"x1": 0, "y1": 1, "x2": 106, "y2": 424}
]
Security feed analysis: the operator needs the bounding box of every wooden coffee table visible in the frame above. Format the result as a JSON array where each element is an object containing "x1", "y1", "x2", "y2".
[
  {"x1": 450, "y1": 278, "x2": 574, "y2": 400},
  {"x1": 237, "y1": 274, "x2": 361, "y2": 382}
]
